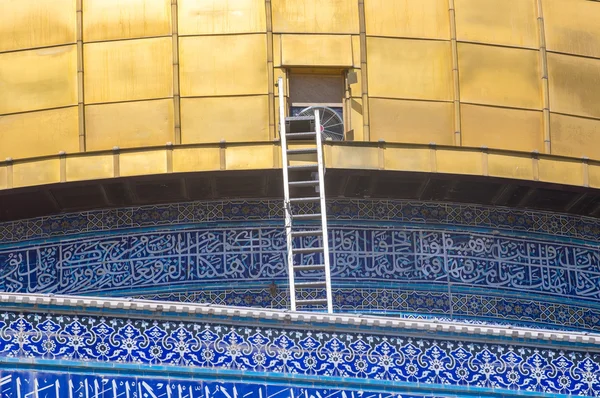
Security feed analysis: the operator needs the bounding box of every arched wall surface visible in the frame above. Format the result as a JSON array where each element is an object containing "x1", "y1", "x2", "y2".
[
  {"x1": 3, "y1": 198, "x2": 600, "y2": 332},
  {"x1": 1, "y1": 0, "x2": 600, "y2": 189}
]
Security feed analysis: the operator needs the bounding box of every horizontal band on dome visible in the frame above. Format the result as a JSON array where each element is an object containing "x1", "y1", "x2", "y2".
[{"x1": 1, "y1": 292, "x2": 599, "y2": 348}]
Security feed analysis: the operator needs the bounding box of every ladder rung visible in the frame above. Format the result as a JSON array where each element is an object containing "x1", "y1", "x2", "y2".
[
  {"x1": 296, "y1": 299, "x2": 328, "y2": 306},
  {"x1": 287, "y1": 132, "x2": 316, "y2": 139},
  {"x1": 289, "y1": 180, "x2": 319, "y2": 187},
  {"x1": 288, "y1": 164, "x2": 318, "y2": 171},
  {"x1": 294, "y1": 264, "x2": 326, "y2": 271},
  {"x1": 292, "y1": 229, "x2": 323, "y2": 237},
  {"x1": 292, "y1": 213, "x2": 321, "y2": 220},
  {"x1": 287, "y1": 148, "x2": 317, "y2": 155},
  {"x1": 295, "y1": 281, "x2": 327, "y2": 289},
  {"x1": 289, "y1": 197, "x2": 320, "y2": 203},
  {"x1": 292, "y1": 247, "x2": 324, "y2": 254}
]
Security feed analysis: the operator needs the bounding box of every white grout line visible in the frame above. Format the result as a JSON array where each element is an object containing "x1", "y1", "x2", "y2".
[{"x1": 0, "y1": 292, "x2": 598, "y2": 345}]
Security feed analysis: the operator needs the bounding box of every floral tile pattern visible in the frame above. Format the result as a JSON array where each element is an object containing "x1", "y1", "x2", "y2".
[{"x1": 0, "y1": 310, "x2": 599, "y2": 396}]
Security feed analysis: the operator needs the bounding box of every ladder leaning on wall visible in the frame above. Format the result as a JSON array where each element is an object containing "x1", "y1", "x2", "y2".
[{"x1": 277, "y1": 76, "x2": 334, "y2": 314}]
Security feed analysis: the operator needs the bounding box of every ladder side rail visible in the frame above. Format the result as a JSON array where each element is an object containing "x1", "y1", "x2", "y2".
[
  {"x1": 314, "y1": 110, "x2": 334, "y2": 314},
  {"x1": 277, "y1": 77, "x2": 297, "y2": 312}
]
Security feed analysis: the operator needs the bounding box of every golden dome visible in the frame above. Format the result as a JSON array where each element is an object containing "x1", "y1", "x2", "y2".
[{"x1": 0, "y1": 0, "x2": 599, "y2": 191}]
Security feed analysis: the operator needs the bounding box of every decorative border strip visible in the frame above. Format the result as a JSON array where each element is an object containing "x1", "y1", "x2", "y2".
[
  {"x1": 0, "y1": 365, "x2": 561, "y2": 398},
  {"x1": 1, "y1": 199, "x2": 599, "y2": 244},
  {"x1": 0, "y1": 292, "x2": 598, "y2": 346},
  {"x1": 134, "y1": 287, "x2": 600, "y2": 333},
  {"x1": 0, "y1": 295, "x2": 600, "y2": 396},
  {"x1": 3, "y1": 224, "x2": 600, "y2": 315}
]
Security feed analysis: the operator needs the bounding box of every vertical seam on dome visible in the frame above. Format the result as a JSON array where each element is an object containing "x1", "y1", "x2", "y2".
[
  {"x1": 358, "y1": 0, "x2": 370, "y2": 141},
  {"x1": 448, "y1": 0, "x2": 461, "y2": 147},
  {"x1": 536, "y1": 0, "x2": 551, "y2": 154},
  {"x1": 172, "y1": 0, "x2": 181, "y2": 145},
  {"x1": 76, "y1": 0, "x2": 86, "y2": 152},
  {"x1": 266, "y1": 0, "x2": 275, "y2": 140}
]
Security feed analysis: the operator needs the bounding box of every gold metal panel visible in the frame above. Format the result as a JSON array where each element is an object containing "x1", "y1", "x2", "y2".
[
  {"x1": 458, "y1": 43, "x2": 541, "y2": 109},
  {"x1": 365, "y1": 0, "x2": 450, "y2": 40},
  {"x1": 226, "y1": 145, "x2": 273, "y2": 170},
  {"x1": 179, "y1": 34, "x2": 268, "y2": 96},
  {"x1": 547, "y1": 53, "x2": 600, "y2": 120},
  {"x1": 85, "y1": 99, "x2": 174, "y2": 151},
  {"x1": 454, "y1": 0, "x2": 537, "y2": 48},
  {"x1": 0, "y1": 0, "x2": 76, "y2": 52},
  {"x1": 543, "y1": 0, "x2": 600, "y2": 59},
  {"x1": 13, "y1": 159, "x2": 60, "y2": 188},
  {"x1": 384, "y1": 147, "x2": 431, "y2": 172},
  {"x1": 367, "y1": 38, "x2": 453, "y2": 101},
  {"x1": 84, "y1": 37, "x2": 173, "y2": 104},
  {"x1": 488, "y1": 153, "x2": 533, "y2": 180},
  {"x1": 0, "y1": 107, "x2": 79, "y2": 160},
  {"x1": 326, "y1": 146, "x2": 379, "y2": 169},
  {"x1": 83, "y1": 0, "x2": 171, "y2": 42},
  {"x1": 349, "y1": 98, "x2": 364, "y2": 141},
  {"x1": 281, "y1": 35, "x2": 353, "y2": 67},
  {"x1": 271, "y1": 0, "x2": 359, "y2": 34},
  {"x1": 369, "y1": 98, "x2": 453, "y2": 144},
  {"x1": 436, "y1": 149, "x2": 482, "y2": 175},
  {"x1": 120, "y1": 150, "x2": 167, "y2": 177},
  {"x1": 550, "y1": 113, "x2": 600, "y2": 160},
  {"x1": 0, "y1": 45, "x2": 77, "y2": 115},
  {"x1": 273, "y1": 35, "x2": 282, "y2": 67},
  {"x1": 538, "y1": 158, "x2": 583, "y2": 186},
  {"x1": 181, "y1": 96, "x2": 269, "y2": 143},
  {"x1": 178, "y1": 0, "x2": 265, "y2": 35},
  {"x1": 66, "y1": 154, "x2": 114, "y2": 182},
  {"x1": 288, "y1": 143, "x2": 318, "y2": 166},
  {"x1": 0, "y1": 166, "x2": 6, "y2": 190},
  {"x1": 352, "y1": 36, "x2": 361, "y2": 68},
  {"x1": 173, "y1": 147, "x2": 221, "y2": 172},
  {"x1": 461, "y1": 104, "x2": 543, "y2": 152},
  {"x1": 588, "y1": 164, "x2": 600, "y2": 189}
]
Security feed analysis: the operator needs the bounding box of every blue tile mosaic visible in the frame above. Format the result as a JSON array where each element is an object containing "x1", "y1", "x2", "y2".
[
  {"x1": 135, "y1": 287, "x2": 599, "y2": 332},
  {"x1": 3, "y1": 225, "x2": 600, "y2": 300},
  {"x1": 1, "y1": 199, "x2": 600, "y2": 244},
  {"x1": 0, "y1": 310, "x2": 598, "y2": 396},
  {"x1": 2, "y1": 220, "x2": 600, "y2": 331},
  {"x1": 2, "y1": 198, "x2": 600, "y2": 333},
  {"x1": 0, "y1": 370, "x2": 445, "y2": 398}
]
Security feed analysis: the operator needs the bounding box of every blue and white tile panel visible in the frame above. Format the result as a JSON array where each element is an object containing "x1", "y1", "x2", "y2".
[
  {"x1": 0, "y1": 199, "x2": 599, "y2": 244},
  {"x1": 0, "y1": 296, "x2": 598, "y2": 397}
]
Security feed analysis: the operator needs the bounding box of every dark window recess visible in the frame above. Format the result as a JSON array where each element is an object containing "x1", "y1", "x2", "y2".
[{"x1": 289, "y1": 74, "x2": 345, "y2": 141}]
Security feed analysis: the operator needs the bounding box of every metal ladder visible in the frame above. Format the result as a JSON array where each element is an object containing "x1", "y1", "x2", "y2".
[{"x1": 277, "y1": 76, "x2": 333, "y2": 313}]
